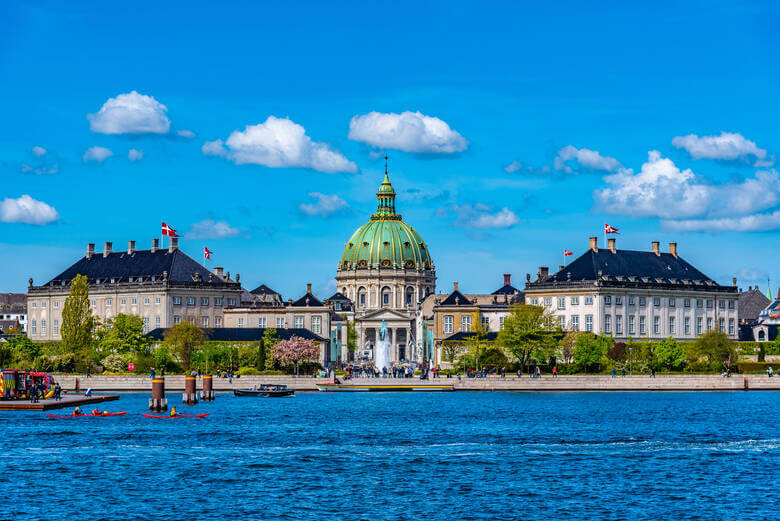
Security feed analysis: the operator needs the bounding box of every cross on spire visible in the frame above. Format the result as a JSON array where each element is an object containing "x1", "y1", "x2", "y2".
[{"x1": 384, "y1": 153, "x2": 388, "y2": 175}]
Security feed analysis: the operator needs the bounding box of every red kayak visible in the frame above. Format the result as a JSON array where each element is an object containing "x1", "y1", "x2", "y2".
[
  {"x1": 47, "y1": 412, "x2": 127, "y2": 418},
  {"x1": 142, "y1": 413, "x2": 209, "y2": 419}
]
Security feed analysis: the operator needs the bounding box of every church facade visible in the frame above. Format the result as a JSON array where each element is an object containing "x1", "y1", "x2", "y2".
[{"x1": 336, "y1": 164, "x2": 436, "y2": 363}]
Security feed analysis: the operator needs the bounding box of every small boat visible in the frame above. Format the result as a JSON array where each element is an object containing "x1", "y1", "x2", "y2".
[
  {"x1": 316, "y1": 383, "x2": 455, "y2": 392},
  {"x1": 142, "y1": 413, "x2": 210, "y2": 419},
  {"x1": 233, "y1": 385, "x2": 294, "y2": 398},
  {"x1": 46, "y1": 411, "x2": 127, "y2": 418}
]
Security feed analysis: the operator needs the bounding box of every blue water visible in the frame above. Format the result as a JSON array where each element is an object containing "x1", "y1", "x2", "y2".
[{"x1": 2, "y1": 391, "x2": 778, "y2": 520}]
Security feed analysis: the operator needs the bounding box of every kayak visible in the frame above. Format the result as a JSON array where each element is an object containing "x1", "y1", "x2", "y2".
[
  {"x1": 47, "y1": 412, "x2": 127, "y2": 418},
  {"x1": 142, "y1": 413, "x2": 210, "y2": 419}
]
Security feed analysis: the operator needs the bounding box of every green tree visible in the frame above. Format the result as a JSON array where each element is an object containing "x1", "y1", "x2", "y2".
[
  {"x1": 96, "y1": 313, "x2": 150, "y2": 358},
  {"x1": 694, "y1": 331, "x2": 737, "y2": 371},
  {"x1": 573, "y1": 333, "x2": 611, "y2": 373},
  {"x1": 61, "y1": 274, "x2": 94, "y2": 362},
  {"x1": 655, "y1": 337, "x2": 686, "y2": 371},
  {"x1": 497, "y1": 304, "x2": 559, "y2": 370},
  {"x1": 462, "y1": 311, "x2": 491, "y2": 369},
  {"x1": 163, "y1": 322, "x2": 205, "y2": 371},
  {"x1": 262, "y1": 328, "x2": 278, "y2": 370},
  {"x1": 558, "y1": 331, "x2": 585, "y2": 364},
  {"x1": 344, "y1": 318, "x2": 357, "y2": 354}
]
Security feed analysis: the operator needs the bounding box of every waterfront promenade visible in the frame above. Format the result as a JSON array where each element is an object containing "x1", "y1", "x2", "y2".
[{"x1": 54, "y1": 374, "x2": 780, "y2": 392}]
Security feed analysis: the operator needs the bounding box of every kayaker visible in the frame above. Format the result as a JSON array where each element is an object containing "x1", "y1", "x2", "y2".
[
  {"x1": 92, "y1": 408, "x2": 100, "y2": 416},
  {"x1": 170, "y1": 406, "x2": 178, "y2": 417},
  {"x1": 72, "y1": 407, "x2": 83, "y2": 416}
]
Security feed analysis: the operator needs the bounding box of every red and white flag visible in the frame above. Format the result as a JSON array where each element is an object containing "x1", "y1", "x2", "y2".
[
  {"x1": 604, "y1": 223, "x2": 620, "y2": 234},
  {"x1": 564, "y1": 249, "x2": 573, "y2": 257},
  {"x1": 204, "y1": 247, "x2": 213, "y2": 260},
  {"x1": 161, "y1": 221, "x2": 179, "y2": 237}
]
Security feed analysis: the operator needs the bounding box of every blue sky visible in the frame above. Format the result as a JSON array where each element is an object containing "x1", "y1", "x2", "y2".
[{"x1": 2, "y1": 1, "x2": 780, "y2": 299}]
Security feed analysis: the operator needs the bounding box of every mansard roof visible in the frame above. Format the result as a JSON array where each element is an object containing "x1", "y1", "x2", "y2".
[
  {"x1": 439, "y1": 290, "x2": 472, "y2": 306},
  {"x1": 327, "y1": 291, "x2": 351, "y2": 302},
  {"x1": 492, "y1": 284, "x2": 519, "y2": 295},
  {"x1": 738, "y1": 288, "x2": 771, "y2": 322},
  {"x1": 291, "y1": 292, "x2": 324, "y2": 307},
  {"x1": 250, "y1": 284, "x2": 280, "y2": 296}
]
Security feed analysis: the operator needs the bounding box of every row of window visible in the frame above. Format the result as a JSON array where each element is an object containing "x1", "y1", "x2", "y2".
[
  {"x1": 442, "y1": 315, "x2": 505, "y2": 334},
  {"x1": 564, "y1": 314, "x2": 736, "y2": 336},
  {"x1": 235, "y1": 316, "x2": 323, "y2": 334},
  {"x1": 531, "y1": 295, "x2": 737, "y2": 311},
  {"x1": 172, "y1": 296, "x2": 235, "y2": 307},
  {"x1": 30, "y1": 319, "x2": 57, "y2": 336},
  {"x1": 172, "y1": 316, "x2": 223, "y2": 328}
]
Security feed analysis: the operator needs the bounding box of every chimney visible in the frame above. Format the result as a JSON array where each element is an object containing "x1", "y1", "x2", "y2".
[
  {"x1": 589, "y1": 236, "x2": 598, "y2": 252},
  {"x1": 86, "y1": 243, "x2": 95, "y2": 259},
  {"x1": 307, "y1": 282, "x2": 312, "y2": 294},
  {"x1": 225, "y1": 271, "x2": 230, "y2": 281},
  {"x1": 503, "y1": 274, "x2": 511, "y2": 286},
  {"x1": 538, "y1": 266, "x2": 549, "y2": 281},
  {"x1": 453, "y1": 281, "x2": 459, "y2": 292},
  {"x1": 169, "y1": 237, "x2": 178, "y2": 252},
  {"x1": 669, "y1": 242, "x2": 677, "y2": 257},
  {"x1": 732, "y1": 277, "x2": 737, "y2": 287},
  {"x1": 103, "y1": 241, "x2": 112, "y2": 257},
  {"x1": 608, "y1": 238, "x2": 616, "y2": 253},
  {"x1": 559, "y1": 265, "x2": 565, "y2": 272},
  {"x1": 651, "y1": 241, "x2": 660, "y2": 255},
  {"x1": 128, "y1": 240, "x2": 136, "y2": 254},
  {"x1": 214, "y1": 267, "x2": 224, "y2": 277},
  {"x1": 151, "y1": 238, "x2": 159, "y2": 252},
  {"x1": 236, "y1": 273, "x2": 240, "y2": 283}
]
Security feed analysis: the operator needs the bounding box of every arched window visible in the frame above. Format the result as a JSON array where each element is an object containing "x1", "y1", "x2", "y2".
[
  {"x1": 381, "y1": 286, "x2": 392, "y2": 307},
  {"x1": 358, "y1": 286, "x2": 367, "y2": 307},
  {"x1": 405, "y1": 286, "x2": 415, "y2": 306},
  {"x1": 425, "y1": 287, "x2": 432, "y2": 297},
  {"x1": 758, "y1": 330, "x2": 766, "y2": 341}
]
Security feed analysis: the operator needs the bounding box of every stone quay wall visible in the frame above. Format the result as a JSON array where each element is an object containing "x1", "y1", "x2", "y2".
[{"x1": 55, "y1": 374, "x2": 780, "y2": 392}]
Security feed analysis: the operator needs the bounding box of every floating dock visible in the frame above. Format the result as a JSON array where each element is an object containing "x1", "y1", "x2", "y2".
[
  {"x1": 0, "y1": 394, "x2": 120, "y2": 411},
  {"x1": 316, "y1": 383, "x2": 454, "y2": 392}
]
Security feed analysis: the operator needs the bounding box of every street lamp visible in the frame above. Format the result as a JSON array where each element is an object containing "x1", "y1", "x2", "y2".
[{"x1": 629, "y1": 346, "x2": 632, "y2": 376}]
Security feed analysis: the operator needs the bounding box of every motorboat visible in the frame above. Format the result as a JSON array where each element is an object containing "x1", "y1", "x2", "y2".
[{"x1": 233, "y1": 385, "x2": 294, "y2": 398}]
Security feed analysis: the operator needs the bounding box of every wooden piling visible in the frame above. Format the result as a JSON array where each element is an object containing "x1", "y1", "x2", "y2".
[
  {"x1": 149, "y1": 377, "x2": 167, "y2": 411},
  {"x1": 200, "y1": 375, "x2": 215, "y2": 401},
  {"x1": 182, "y1": 376, "x2": 198, "y2": 404}
]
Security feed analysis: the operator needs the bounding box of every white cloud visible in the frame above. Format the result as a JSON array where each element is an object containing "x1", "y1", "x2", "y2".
[
  {"x1": 203, "y1": 116, "x2": 357, "y2": 174},
  {"x1": 0, "y1": 195, "x2": 60, "y2": 225},
  {"x1": 738, "y1": 268, "x2": 766, "y2": 282},
  {"x1": 447, "y1": 203, "x2": 519, "y2": 229},
  {"x1": 82, "y1": 146, "x2": 114, "y2": 163},
  {"x1": 32, "y1": 146, "x2": 47, "y2": 157},
  {"x1": 177, "y1": 129, "x2": 196, "y2": 138},
  {"x1": 299, "y1": 192, "x2": 351, "y2": 217},
  {"x1": 128, "y1": 149, "x2": 144, "y2": 162},
  {"x1": 186, "y1": 219, "x2": 241, "y2": 239},
  {"x1": 87, "y1": 91, "x2": 170, "y2": 135},
  {"x1": 554, "y1": 145, "x2": 621, "y2": 173},
  {"x1": 348, "y1": 111, "x2": 467, "y2": 154},
  {"x1": 672, "y1": 131, "x2": 771, "y2": 165},
  {"x1": 663, "y1": 210, "x2": 780, "y2": 233},
  {"x1": 504, "y1": 160, "x2": 522, "y2": 173},
  {"x1": 21, "y1": 163, "x2": 58, "y2": 175}
]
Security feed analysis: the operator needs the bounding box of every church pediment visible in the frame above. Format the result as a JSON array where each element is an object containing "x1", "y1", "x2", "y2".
[{"x1": 358, "y1": 308, "x2": 412, "y2": 321}]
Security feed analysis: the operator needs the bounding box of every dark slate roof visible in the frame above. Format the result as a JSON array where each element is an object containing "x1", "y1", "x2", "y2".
[
  {"x1": 738, "y1": 289, "x2": 771, "y2": 322},
  {"x1": 738, "y1": 324, "x2": 779, "y2": 342},
  {"x1": 439, "y1": 290, "x2": 472, "y2": 306},
  {"x1": 291, "y1": 292, "x2": 324, "y2": 307},
  {"x1": 250, "y1": 284, "x2": 280, "y2": 296},
  {"x1": 492, "y1": 284, "x2": 519, "y2": 295},
  {"x1": 443, "y1": 331, "x2": 499, "y2": 342},
  {"x1": 42, "y1": 248, "x2": 229, "y2": 286},
  {"x1": 327, "y1": 292, "x2": 351, "y2": 302},
  {"x1": 0, "y1": 293, "x2": 26, "y2": 313},
  {"x1": 146, "y1": 327, "x2": 326, "y2": 342},
  {"x1": 0, "y1": 319, "x2": 20, "y2": 331}
]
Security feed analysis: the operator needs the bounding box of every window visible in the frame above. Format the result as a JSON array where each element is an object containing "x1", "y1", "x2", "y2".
[
  {"x1": 106, "y1": 298, "x2": 112, "y2": 306},
  {"x1": 640, "y1": 316, "x2": 646, "y2": 335},
  {"x1": 557, "y1": 298, "x2": 565, "y2": 310},
  {"x1": 258, "y1": 317, "x2": 267, "y2": 328},
  {"x1": 174, "y1": 316, "x2": 181, "y2": 324},
  {"x1": 53, "y1": 319, "x2": 59, "y2": 335},
  {"x1": 585, "y1": 296, "x2": 593, "y2": 305},
  {"x1": 616, "y1": 315, "x2": 623, "y2": 334},
  {"x1": 719, "y1": 318, "x2": 725, "y2": 333},
  {"x1": 639, "y1": 297, "x2": 646, "y2": 306},
  {"x1": 684, "y1": 317, "x2": 690, "y2": 336},
  {"x1": 144, "y1": 297, "x2": 150, "y2": 305},
  {"x1": 706, "y1": 300, "x2": 713, "y2": 309},
  {"x1": 697, "y1": 317, "x2": 703, "y2": 335},
  {"x1": 131, "y1": 297, "x2": 137, "y2": 305},
  {"x1": 173, "y1": 297, "x2": 182, "y2": 305},
  {"x1": 570, "y1": 296, "x2": 579, "y2": 305},
  {"x1": 718, "y1": 300, "x2": 725, "y2": 310},
  {"x1": 31, "y1": 302, "x2": 37, "y2": 308},
  {"x1": 585, "y1": 314, "x2": 593, "y2": 332},
  {"x1": 615, "y1": 296, "x2": 622, "y2": 306},
  {"x1": 443, "y1": 315, "x2": 454, "y2": 334},
  {"x1": 531, "y1": 298, "x2": 539, "y2": 305},
  {"x1": 653, "y1": 297, "x2": 661, "y2": 307},
  {"x1": 276, "y1": 317, "x2": 285, "y2": 328},
  {"x1": 31, "y1": 319, "x2": 36, "y2": 335},
  {"x1": 571, "y1": 315, "x2": 579, "y2": 331},
  {"x1": 481, "y1": 316, "x2": 490, "y2": 330},
  {"x1": 604, "y1": 296, "x2": 612, "y2": 305},
  {"x1": 143, "y1": 317, "x2": 149, "y2": 333},
  {"x1": 628, "y1": 315, "x2": 635, "y2": 335},
  {"x1": 202, "y1": 317, "x2": 209, "y2": 328},
  {"x1": 41, "y1": 319, "x2": 47, "y2": 335},
  {"x1": 294, "y1": 316, "x2": 303, "y2": 329},
  {"x1": 335, "y1": 302, "x2": 342, "y2": 311},
  {"x1": 499, "y1": 316, "x2": 505, "y2": 330},
  {"x1": 604, "y1": 315, "x2": 611, "y2": 333},
  {"x1": 382, "y1": 286, "x2": 391, "y2": 306},
  {"x1": 201, "y1": 298, "x2": 209, "y2": 306},
  {"x1": 544, "y1": 297, "x2": 552, "y2": 306},
  {"x1": 684, "y1": 298, "x2": 691, "y2": 308},
  {"x1": 729, "y1": 318, "x2": 735, "y2": 336},
  {"x1": 669, "y1": 297, "x2": 675, "y2": 308},
  {"x1": 653, "y1": 316, "x2": 660, "y2": 335},
  {"x1": 215, "y1": 317, "x2": 222, "y2": 328},
  {"x1": 669, "y1": 316, "x2": 676, "y2": 335},
  {"x1": 53, "y1": 301, "x2": 59, "y2": 308},
  {"x1": 227, "y1": 298, "x2": 236, "y2": 306},
  {"x1": 90, "y1": 299, "x2": 96, "y2": 307},
  {"x1": 155, "y1": 316, "x2": 161, "y2": 329},
  {"x1": 628, "y1": 296, "x2": 634, "y2": 306},
  {"x1": 238, "y1": 317, "x2": 244, "y2": 328},
  {"x1": 728, "y1": 300, "x2": 735, "y2": 310},
  {"x1": 41, "y1": 301, "x2": 46, "y2": 309},
  {"x1": 312, "y1": 316, "x2": 322, "y2": 334},
  {"x1": 707, "y1": 318, "x2": 713, "y2": 331},
  {"x1": 696, "y1": 299, "x2": 703, "y2": 308},
  {"x1": 359, "y1": 291, "x2": 366, "y2": 306},
  {"x1": 214, "y1": 297, "x2": 222, "y2": 306},
  {"x1": 155, "y1": 297, "x2": 161, "y2": 304},
  {"x1": 558, "y1": 315, "x2": 565, "y2": 330},
  {"x1": 187, "y1": 297, "x2": 195, "y2": 306}
]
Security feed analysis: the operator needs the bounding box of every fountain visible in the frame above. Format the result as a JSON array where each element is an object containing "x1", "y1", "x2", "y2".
[{"x1": 374, "y1": 320, "x2": 390, "y2": 371}]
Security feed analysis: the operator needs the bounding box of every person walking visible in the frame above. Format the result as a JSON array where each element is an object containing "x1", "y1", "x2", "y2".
[
  {"x1": 612, "y1": 367, "x2": 616, "y2": 378},
  {"x1": 622, "y1": 366, "x2": 626, "y2": 377},
  {"x1": 150, "y1": 368, "x2": 155, "y2": 379},
  {"x1": 552, "y1": 365, "x2": 558, "y2": 378}
]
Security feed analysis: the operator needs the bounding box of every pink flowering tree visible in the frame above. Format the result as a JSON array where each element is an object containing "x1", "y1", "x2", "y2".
[{"x1": 273, "y1": 336, "x2": 320, "y2": 375}]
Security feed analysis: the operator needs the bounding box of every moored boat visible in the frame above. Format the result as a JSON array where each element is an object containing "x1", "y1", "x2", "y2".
[
  {"x1": 233, "y1": 385, "x2": 295, "y2": 398},
  {"x1": 315, "y1": 383, "x2": 454, "y2": 392}
]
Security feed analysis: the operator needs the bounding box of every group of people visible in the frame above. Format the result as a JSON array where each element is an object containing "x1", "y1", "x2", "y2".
[
  {"x1": 71, "y1": 407, "x2": 108, "y2": 416},
  {"x1": 340, "y1": 363, "x2": 442, "y2": 379},
  {"x1": 28, "y1": 380, "x2": 62, "y2": 402}
]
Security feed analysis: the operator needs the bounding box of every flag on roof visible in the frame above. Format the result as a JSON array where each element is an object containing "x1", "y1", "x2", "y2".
[
  {"x1": 604, "y1": 223, "x2": 619, "y2": 234},
  {"x1": 204, "y1": 247, "x2": 213, "y2": 260},
  {"x1": 161, "y1": 221, "x2": 179, "y2": 237},
  {"x1": 564, "y1": 249, "x2": 573, "y2": 256}
]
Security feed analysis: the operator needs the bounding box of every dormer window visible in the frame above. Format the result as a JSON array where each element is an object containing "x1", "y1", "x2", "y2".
[{"x1": 404, "y1": 241, "x2": 410, "y2": 247}]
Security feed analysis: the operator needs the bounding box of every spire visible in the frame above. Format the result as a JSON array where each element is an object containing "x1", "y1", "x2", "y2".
[{"x1": 373, "y1": 154, "x2": 399, "y2": 219}]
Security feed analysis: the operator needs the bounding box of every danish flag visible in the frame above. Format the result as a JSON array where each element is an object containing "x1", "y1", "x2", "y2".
[
  {"x1": 564, "y1": 249, "x2": 573, "y2": 257},
  {"x1": 204, "y1": 247, "x2": 213, "y2": 260},
  {"x1": 604, "y1": 223, "x2": 620, "y2": 234},
  {"x1": 161, "y1": 221, "x2": 179, "y2": 237}
]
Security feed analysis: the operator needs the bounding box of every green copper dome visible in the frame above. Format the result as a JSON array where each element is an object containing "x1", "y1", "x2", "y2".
[{"x1": 339, "y1": 167, "x2": 433, "y2": 270}]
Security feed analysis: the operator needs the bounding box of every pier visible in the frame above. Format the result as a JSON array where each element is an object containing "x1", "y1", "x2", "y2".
[{"x1": 0, "y1": 394, "x2": 120, "y2": 411}]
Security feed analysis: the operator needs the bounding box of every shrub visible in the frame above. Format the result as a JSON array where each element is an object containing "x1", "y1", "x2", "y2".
[
  {"x1": 736, "y1": 362, "x2": 778, "y2": 374},
  {"x1": 655, "y1": 338, "x2": 686, "y2": 371},
  {"x1": 607, "y1": 342, "x2": 627, "y2": 362},
  {"x1": 237, "y1": 366, "x2": 261, "y2": 375},
  {"x1": 101, "y1": 353, "x2": 126, "y2": 372}
]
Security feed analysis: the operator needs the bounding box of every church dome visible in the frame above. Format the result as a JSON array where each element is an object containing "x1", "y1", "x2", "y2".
[{"x1": 339, "y1": 167, "x2": 433, "y2": 271}]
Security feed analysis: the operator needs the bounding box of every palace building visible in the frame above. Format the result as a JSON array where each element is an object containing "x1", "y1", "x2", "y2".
[{"x1": 336, "y1": 163, "x2": 436, "y2": 363}]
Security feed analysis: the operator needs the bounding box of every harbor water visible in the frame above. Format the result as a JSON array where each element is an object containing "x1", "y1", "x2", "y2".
[{"x1": 2, "y1": 391, "x2": 778, "y2": 520}]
